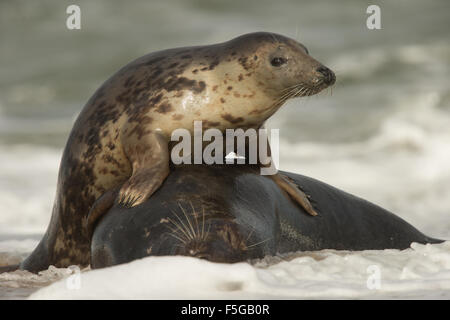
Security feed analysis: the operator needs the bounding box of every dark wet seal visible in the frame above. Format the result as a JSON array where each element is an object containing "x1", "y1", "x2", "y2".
[{"x1": 89, "y1": 164, "x2": 444, "y2": 268}]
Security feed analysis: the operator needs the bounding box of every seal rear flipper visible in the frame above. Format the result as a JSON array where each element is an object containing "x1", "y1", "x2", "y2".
[
  {"x1": 18, "y1": 234, "x2": 52, "y2": 273},
  {"x1": 118, "y1": 131, "x2": 170, "y2": 207},
  {"x1": 421, "y1": 236, "x2": 446, "y2": 245}
]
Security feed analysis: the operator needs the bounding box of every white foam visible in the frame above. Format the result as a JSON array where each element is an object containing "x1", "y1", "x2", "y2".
[
  {"x1": 0, "y1": 144, "x2": 60, "y2": 234},
  {"x1": 28, "y1": 241, "x2": 450, "y2": 299}
]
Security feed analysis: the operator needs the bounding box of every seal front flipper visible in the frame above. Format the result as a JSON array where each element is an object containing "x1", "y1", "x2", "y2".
[
  {"x1": 259, "y1": 137, "x2": 318, "y2": 216},
  {"x1": 118, "y1": 131, "x2": 170, "y2": 207},
  {"x1": 86, "y1": 186, "x2": 121, "y2": 238},
  {"x1": 86, "y1": 131, "x2": 170, "y2": 237},
  {"x1": 269, "y1": 173, "x2": 318, "y2": 216}
]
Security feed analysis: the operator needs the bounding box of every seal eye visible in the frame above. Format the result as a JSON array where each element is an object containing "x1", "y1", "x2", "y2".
[{"x1": 270, "y1": 57, "x2": 287, "y2": 67}]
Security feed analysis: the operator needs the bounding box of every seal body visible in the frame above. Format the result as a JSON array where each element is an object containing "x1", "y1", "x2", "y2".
[
  {"x1": 21, "y1": 32, "x2": 336, "y2": 271},
  {"x1": 91, "y1": 165, "x2": 443, "y2": 268}
]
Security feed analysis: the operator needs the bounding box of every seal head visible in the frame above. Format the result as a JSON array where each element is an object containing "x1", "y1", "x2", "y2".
[
  {"x1": 91, "y1": 202, "x2": 257, "y2": 268},
  {"x1": 229, "y1": 32, "x2": 335, "y2": 100}
]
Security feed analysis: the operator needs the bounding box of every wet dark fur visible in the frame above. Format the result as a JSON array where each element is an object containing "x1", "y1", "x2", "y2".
[{"x1": 90, "y1": 165, "x2": 444, "y2": 268}]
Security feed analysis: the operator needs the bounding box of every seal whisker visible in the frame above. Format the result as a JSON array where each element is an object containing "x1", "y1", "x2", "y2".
[
  {"x1": 275, "y1": 90, "x2": 292, "y2": 104},
  {"x1": 276, "y1": 84, "x2": 301, "y2": 105},
  {"x1": 294, "y1": 88, "x2": 304, "y2": 98},
  {"x1": 281, "y1": 83, "x2": 301, "y2": 93},
  {"x1": 292, "y1": 86, "x2": 302, "y2": 98},
  {"x1": 278, "y1": 84, "x2": 298, "y2": 99},
  {"x1": 205, "y1": 220, "x2": 212, "y2": 241},
  {"x1": 167, "y1": 217, "x2": 191, "y2": 242},
  {"x1": 293, "y1": 84, "x2": 310, "y2": 98},
  {"x1": 201, "y1": 207, "x2": 206, "y2": 241},
  {"x1": 178, "y1": 202, "x2": 197, "y2": 240},
  {"x1": 189, "y1": 201, "x2": 200, "y2": 241},
  {"x1": 167, "y1": 226, "x2": 186, "y2": 241},
  {"x1": 166, "y1": 223, "x2": 191, "y2": 245},
  {"x1": 247, "y1": 237, "x2": 272, "y2": 249},
  {"x1": 245, "y1": 227, "x2": 255, "y2": 242},
  {"x1": 302, "y1": 86, "x2": 312, "y2": 97},
  {"x1": 286, "y1": 87, "x2": 300, "y2": 97},
  {"x1": 295, "y1": 86, "x2": 306, "y2": 98},
  {"x1": 167, "y1": 231, "x2": 187, "y2": 244},
  {"x1": 285, "y1": 84, "x2": 302, "y2": 96},
  {"x1": 170, "y1": 211, "x2": 194, "y2": 241}
]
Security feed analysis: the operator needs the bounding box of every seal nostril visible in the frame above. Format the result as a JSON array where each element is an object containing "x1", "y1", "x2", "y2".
[
  {"x1": 316, "y1": 66, "x2": 335, "y2": 85},
  {"x1": 316, "y1": 66, "x2": 331, "y2": 78}
]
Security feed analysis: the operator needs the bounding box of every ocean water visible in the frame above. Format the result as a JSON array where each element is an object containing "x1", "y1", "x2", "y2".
[{"x1": 0, "y1": 0, "x2": 449, "y2": 299}]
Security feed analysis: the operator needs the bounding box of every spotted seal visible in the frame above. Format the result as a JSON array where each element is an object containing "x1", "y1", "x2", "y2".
[{"x1": 19, "y1": 32, "x2": 335, "y2": 271}]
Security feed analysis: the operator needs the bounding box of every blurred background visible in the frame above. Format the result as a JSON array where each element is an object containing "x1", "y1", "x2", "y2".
[{"x1": 0, "y1": 0, "x2": 449, "y2": 243}]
